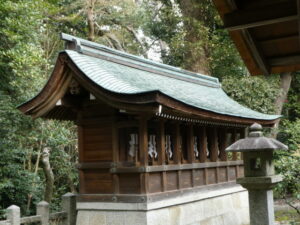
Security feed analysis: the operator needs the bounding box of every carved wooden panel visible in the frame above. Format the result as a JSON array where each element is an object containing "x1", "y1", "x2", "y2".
[
  {"x1": 82, "y1": 169, "x2": 113, "y2": 194},
  {"x1": 207, "y1": 168, "x2": 217, "y2": 184},
  {"x1": 166, "y1": 171, "x2": 178, "y2": 191},
  {"x1": 82, "y1": 123, "x2": 113, "y2": 162},
  {"x1": 181, "y1": 170, "x2": 192, "y2": 189},
  {"x1": 218, "y1": 167, "x2": 227, "y2": 183},
  {"x1": 119, "y1": 174, "x2": 140, "y2": 194},
  {"x1": 148, "y1": 172, "x2": 162, "y2": 193},
  {"x1": 194, "y1": 169, "x2": 205, "y2": 186}
]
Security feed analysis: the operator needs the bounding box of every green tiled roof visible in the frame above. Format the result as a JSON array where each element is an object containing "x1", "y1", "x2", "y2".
[{"x1": 62, "y1": 33, "x2": 280, "y2": 121}]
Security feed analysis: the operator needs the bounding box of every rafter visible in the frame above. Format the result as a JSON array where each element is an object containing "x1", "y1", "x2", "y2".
[
  {"x1": 224, "y1": 2, "x2": 297, "y2": 31},
  {"x1": 241, "y1": 30, "x2": 270, "y2": 75}
]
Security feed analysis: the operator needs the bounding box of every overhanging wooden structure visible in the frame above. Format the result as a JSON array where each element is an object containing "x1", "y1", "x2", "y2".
[
  {"x1": 18, "y1": 34, "x2": 280, "y2": 203},
  {"x1": 213, "y1": 0, "x2": 300, "y2": 75}
]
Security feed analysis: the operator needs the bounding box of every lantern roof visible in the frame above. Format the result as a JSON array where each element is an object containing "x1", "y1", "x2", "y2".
[{"x1": 18, "y1": 33, "x2": 280, "y2": 125}]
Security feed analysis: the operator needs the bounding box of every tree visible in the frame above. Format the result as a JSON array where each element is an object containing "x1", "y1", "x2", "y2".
[
  {"x1": 0, "y1": 0, "x2": 77, "y2": 215},
  {"x1": 143, "y1": 0, "x2": 245, "y2": 77}
]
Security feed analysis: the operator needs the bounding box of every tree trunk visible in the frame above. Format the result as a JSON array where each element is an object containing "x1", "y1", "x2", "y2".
[
  {"x1": 41, "y1": 147, "x2": 54, "y2": 203},
  {"x1": 87, "y1": 0, "x2": 95, "y2": 41},
  {"x1": 273, "y1": 72, "x2": 292, "y2": 131},
  {"x1": 177, "y1": 0, "x2": 211, "y2": 75}
]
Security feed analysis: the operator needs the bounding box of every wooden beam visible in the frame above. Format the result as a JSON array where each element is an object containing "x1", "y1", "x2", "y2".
[
  {"x1": 298, "y1": 0, "x2": 300, "y2": 46},
  {"x1": 209, "y1": 127, "x2": 219, "y2": 162},
  {"x1": 219, "y1": 128, "x2": 227, "y2": 161},
  {"x1": 112, "y1": 118, "x2": 120, "y2": 194},
  {"x1": 139, "y1": 116, "x2": 148, "y2": 166},
  {"x1": 241, "y1": 29, "x2": 270, "y2": 75},
  {"x1": 173, "y1": 123, "x2": 181, "y2": 164},
  {"x1": 199, "y1": 127, "x2": 207, "y2": 163},
  {"x1": 187, "y1": 125, "x2": 195, "y2": 163},
  {"x1": 269, "y1": 55, "x2": 300, "y2": 66},
  {"x1": 224, "y1": 2, "x2": 297, "y2": 31},
  {"x1": 157, "y1": 120, "x2": 166, "y2": 165}
]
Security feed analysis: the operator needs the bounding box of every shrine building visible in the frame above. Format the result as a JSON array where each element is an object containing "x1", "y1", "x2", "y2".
[{"x1": 18, "y1": 33, "x2": 280, "y2": 225}]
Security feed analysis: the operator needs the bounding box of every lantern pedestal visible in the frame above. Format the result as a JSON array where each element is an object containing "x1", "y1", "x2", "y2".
[{"x1": 237, "y1": 175, "x2": 282, "y2": 225}]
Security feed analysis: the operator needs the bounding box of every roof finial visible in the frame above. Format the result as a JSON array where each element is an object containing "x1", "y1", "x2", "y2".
[{"x1": 249, "y1": 123, "x2": 263, "y2": 137}]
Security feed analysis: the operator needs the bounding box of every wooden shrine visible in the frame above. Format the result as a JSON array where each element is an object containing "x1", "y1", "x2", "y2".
[{"x1": 18, "y1": 34, "x2": 280, "y2": 206}]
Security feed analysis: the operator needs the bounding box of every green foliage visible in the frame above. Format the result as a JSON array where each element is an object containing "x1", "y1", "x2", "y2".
[
  {"x1": 142, "y1": 0, "x2": 246, "y2": 76},
  {"x1": 0, "y1": 0, "x2": 77, "y2": 216},
  {"x1": 274, "y1": 119, "x2": 300, "y2": 210},
  {"x1": 222, "y1": 76, "x2": 280, "y2": 114}
]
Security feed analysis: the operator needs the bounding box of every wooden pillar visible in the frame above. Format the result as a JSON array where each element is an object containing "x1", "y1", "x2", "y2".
[
  {"x1": 157, "y1": 120, "x2": 167, "y2": 192},
  {"x1": 232, "y1": 128, "x2": 238, "y2": 160},
  {"x1": 139, "y1": 117, "x2": 148, "y2": 166},
  {"x1": 112, "y1": 119, "x2": 119, "y2": 194},
  {"x1": 210, "y1": 127, "x2": 219, "y2": 162},
  {"x1": 187, "y1": 124, "x2": 195, "y2": 163},
  {"x1": 219, "y1": 128, "x2": 227, "y2": 161},
  {"x1": 139, "y1": 116, "x2": 148, "y2": 194},
  {"x1": 157, "y1": 120, "x2": 166, "y2": 165},
  {"x1": 173, "y1": 123, "x2": 181, "y2": 164},
  {"x1": 199, "y1": 126, "x2": 207, "y2": 163},
  {"x1": 173, "y1": 123, "x2": 181, "y2": 190}
]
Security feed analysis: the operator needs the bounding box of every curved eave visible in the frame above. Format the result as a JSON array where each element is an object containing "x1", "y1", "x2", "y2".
[{"x1": 18, "y1": 52, "x2": 279, "y2": 126}]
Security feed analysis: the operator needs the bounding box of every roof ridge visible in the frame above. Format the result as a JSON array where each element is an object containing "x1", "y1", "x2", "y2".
[{"x1": 61, "y1": 33, "x2": 220, "y2": 86}]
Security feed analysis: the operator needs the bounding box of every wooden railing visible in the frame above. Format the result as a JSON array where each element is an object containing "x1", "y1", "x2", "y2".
[{"x1": 0, "y1": 193, "x2": 76, "y2": 225}]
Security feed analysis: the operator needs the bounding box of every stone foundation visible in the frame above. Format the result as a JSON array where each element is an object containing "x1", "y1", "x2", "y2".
[{"x1": 76, "y1": 185, "x2": 250, "y2": 225}]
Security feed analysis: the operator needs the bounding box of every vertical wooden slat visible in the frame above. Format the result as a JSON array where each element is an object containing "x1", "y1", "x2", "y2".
[
  {"x1": 178, "y1": 170, "x2": 182, "y2": 190},
  {"x1": 210, "y1": 127, "x2": 219, "y2": 162},
  {"x1": 157, "y1": 120, "x2": 165, "y2": 165},
  {"x1": 139, "y1": 117, "x2": 148, "y2": 166},
  {"x1": 199, "y1": 126, "x2": 207, "y2": 163},
  {"x1": 173, "y1": 123, "x2": 181, "y2": 190},
  {"x1": 187, "y1": 124, "x2": 195, "y2": 163},
  {"x1": 112, "y1": 118, "x2": 119, "y2": 194},
  {"x1": 140, "y1": 173, "x2": 149, "y2": 194},
  {"x1": 173, "y1": 123, "x2": 181, "y2": 164},
  {"x1": 204, "y1": 168, "x2": 208, "y2": 185},
  {"x1": 219, "y1": 128, "x2": 227, "y2": 161},
  {"x1": 158, "y1": 120, "x2": 167, "y2": 192},
  {"x1": 162, "y1": 171, "x2": 167, "y2": 192},
  {"x1": 232, "y1": 129, "x2": 238, "y2": 160},
  {"x1": 139, "y1": 116, "x2": 148, "y2": 194}
]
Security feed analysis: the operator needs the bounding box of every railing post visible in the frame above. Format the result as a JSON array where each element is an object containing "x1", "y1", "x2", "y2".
[
  {"x1": 37, "y1": 201, "x2": 49, "y2": 225},
  {"x1": 62, "y1": 193, "x2": 77, "y2": 225},
  {"x1": 7, "y1": 205, "x2": 20, "y2": 225}
]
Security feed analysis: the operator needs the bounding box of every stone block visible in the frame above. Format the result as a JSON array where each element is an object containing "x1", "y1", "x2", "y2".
[{"x1": 76, "y1": 187, "x2": 250, "y2": 225}]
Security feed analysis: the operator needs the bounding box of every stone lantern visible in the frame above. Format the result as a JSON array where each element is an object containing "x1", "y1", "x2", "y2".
[{"x1": 226, "y1": 123, "x2": 288, "y2": 225}]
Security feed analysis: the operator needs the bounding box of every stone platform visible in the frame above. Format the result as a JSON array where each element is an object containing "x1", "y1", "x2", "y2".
[{"x1": 76, "y1": 184, "x2": 250, "y2": 225}]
